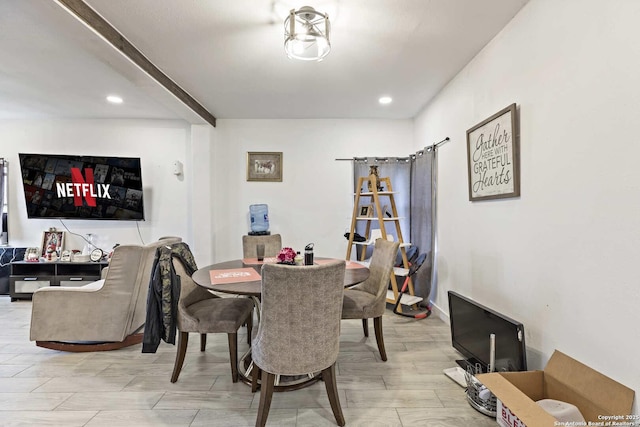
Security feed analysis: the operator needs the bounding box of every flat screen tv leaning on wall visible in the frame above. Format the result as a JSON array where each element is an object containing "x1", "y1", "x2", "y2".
[
  {"x1": 448, "y1": 291, "x2": 527, "y2": 373},
  {"x1": 18, "y1": 153, "x2": 145, "y2": 220}
]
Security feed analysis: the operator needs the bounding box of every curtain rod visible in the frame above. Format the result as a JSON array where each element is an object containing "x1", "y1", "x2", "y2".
[
  {"x1": 334, "y1": 137, "x2": 450, "y2": 161},
  {"x1": 427, "y1": 137, "x2": 450, "y2": 150}
]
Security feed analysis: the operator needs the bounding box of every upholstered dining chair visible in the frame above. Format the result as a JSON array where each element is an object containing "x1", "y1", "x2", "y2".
[
  {"x1": 342, "y1": 238, "x2": 400, "y2": 361},
  {"x1": 242, "y1": 234, "x2": 282, "y2": 258},
  {"x1": 251, "y1": 261, "x2": 346, "y2": 427},
  {"x1": 170, "y1": 254, "x2": 255, "y2": 383}
]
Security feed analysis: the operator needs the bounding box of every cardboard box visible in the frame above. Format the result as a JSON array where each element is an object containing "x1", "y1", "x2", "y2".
[{"x1": 477, "y1": 350, "x2": 635, "y2": 427}]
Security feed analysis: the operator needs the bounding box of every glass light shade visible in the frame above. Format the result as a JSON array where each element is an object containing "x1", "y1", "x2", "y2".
[{"x1": 284, "y1": 6, "x2": 331, "y2": 61}]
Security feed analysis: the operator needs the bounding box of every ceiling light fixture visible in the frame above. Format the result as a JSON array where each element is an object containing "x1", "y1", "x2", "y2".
[
  {"x1": 379, "y1": 96, "x2": 393, "y2": 105},
  {"x1": 106, "y1": 95, "x2": 123, "y2": 104},
  {"x1": 284, "y1": 6, "x2": 331, "y2": 61}
]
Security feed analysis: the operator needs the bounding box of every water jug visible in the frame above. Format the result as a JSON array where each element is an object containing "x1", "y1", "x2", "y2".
[{"x1": 250, "y1": 204, "x2": 269, "y2": 232}]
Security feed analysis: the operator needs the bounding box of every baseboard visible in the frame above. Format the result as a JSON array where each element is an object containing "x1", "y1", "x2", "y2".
[{"x1": 430, "y1": 301, "x2": 450, "y2": 324}]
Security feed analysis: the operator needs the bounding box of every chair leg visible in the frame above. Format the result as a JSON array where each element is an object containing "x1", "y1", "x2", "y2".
[
  {"x1": 373, "y1": 316, "x2": 387, "y2": 361},
  {"x1": 251, "y1": 363, "x2": 261, "y2": 393},
  {"x1": 171, "y1": 331, "x2": 189, "y2": 383},
  {"x1": 256, "y1": 371, "x2": 276, "y2": 427},
  {"x1": 228, "y1": 332, "x2": 239, "y2": 383},
  {"x1": 322, "y1": 363, "x2": 345, "y2": 427},
  {"x1": 362, "y1": 319, "x2": 369, "y2": 337},
  {"x1": 200, "y1": 333, "x2": 207, "y2": 351},
  {"x1": 246, "y1": 310, "x2": 253, "y2": 345}
]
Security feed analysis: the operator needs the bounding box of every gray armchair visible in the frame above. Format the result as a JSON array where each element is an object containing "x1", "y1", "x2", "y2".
[
  {"x1": 242, "y1": 234, "x2": 282, "y2": 258},
  {"x1": 341, "y1": 238, "x2": 400, "y2": 361},
  {"x1": 251, "y1": 261, "x2": 346, "y2": 427},
  {"x1": 29, "y1": 237, "x2": 181, "y2": 351}
]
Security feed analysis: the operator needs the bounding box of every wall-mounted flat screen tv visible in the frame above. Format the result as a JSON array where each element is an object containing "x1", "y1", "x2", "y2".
[
  {"x1": 19, "y1": 153, "x2": 145, "y2": 220},
  {"x1": 448, "y1": 291, "x2": 527, "y2": 373}
]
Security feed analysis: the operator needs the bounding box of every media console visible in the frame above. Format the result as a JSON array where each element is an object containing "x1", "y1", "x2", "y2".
[{"x1": 10, "y1": 260, "x2": 108, "y2": 301}]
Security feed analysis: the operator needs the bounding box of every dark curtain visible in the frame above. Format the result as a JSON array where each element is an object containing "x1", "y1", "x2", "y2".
[
  {"x1": 352, "y1": 149, "x2": 436, "y2": 308},
  {"x1": 0, "y1": 159, "x2": 4, "y2": 220},
  {"x1": 0, "y1": 159, "x2": 5, "y2": 246},
  {"x1": 410, "y1": 148, "x2": 435, "y2": 307}
]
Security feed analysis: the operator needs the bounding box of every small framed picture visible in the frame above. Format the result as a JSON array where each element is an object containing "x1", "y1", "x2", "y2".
[
  {"x1": 41, "y1": 229, "x2": 64, "y2": 260},
  {"x1": 247, "y1": 152, "x2": 283, "y2": 182},
  {"x1": 60, "y1": 250, "x2": 71, "y2": 262},
  {"x1": 359, "y1": 205, "x2": 373, "y2": 217}
]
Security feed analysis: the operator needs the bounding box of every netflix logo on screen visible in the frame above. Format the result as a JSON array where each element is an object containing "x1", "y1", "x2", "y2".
[
  {"x1": 56, "y1": 168, "x2": 112, "y2": 206},
  {"x1": 19, "y1": 153, "x2": 145, "y2": 221}
]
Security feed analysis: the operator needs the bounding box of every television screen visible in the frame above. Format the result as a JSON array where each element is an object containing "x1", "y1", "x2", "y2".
[
  {"x1": 448, "y1": 291, "x2": 527, "y2": 373},
  {"x1": 19, "y1": 153, "x2": 145, "y2": 220}
]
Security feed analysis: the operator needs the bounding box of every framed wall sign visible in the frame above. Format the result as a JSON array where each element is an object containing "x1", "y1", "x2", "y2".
[
  {"x1": 246, "y1": 152, "x2": 283, "y2": 182},
  {"x1": 466, "y1": 103, "x2": 520, "y2": 201}
]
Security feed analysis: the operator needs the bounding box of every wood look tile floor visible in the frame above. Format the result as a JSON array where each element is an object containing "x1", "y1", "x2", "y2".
[{"x1": 0, "y1": 297, "x2": 497, "y2": 426}]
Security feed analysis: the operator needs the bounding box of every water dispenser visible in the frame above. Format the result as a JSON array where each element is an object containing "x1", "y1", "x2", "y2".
[{"x1": 249, "y1": 204, "x2": 270, "y2": 235}]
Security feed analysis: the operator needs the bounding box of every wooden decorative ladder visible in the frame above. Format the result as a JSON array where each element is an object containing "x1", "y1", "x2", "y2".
[{"x1": 345, "y1": 173, "x2": 421, "y2": 308}]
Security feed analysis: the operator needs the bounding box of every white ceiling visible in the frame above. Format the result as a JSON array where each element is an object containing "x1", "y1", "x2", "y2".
[{"x1": 0, "y1": 0, "x2": 529, "y2": 123}]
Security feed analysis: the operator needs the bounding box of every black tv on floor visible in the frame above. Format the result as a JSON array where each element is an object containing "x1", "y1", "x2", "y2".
[
  {"x1": 448, "y1": 291, "x2": 527, "y2": 373},
  {"x1": 19, "y1": 153, "x2": 145, "y2": 221}
]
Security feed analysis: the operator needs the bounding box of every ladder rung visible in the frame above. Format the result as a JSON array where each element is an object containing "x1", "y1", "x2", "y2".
[{"x1": 387, "y1": 290, "x2": 423, "y2": 305}]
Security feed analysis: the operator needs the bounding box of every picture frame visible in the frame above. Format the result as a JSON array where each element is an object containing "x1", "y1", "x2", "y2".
[
  {"x1": 466, "y1": 103, "x2": 520, "y2": 201},
  {"x1": 60, "y1": 250, "x2": 71, "y2": 262},
  {"x1": 247, "y1": 152, "x2": 283, "y2": 182},
  {"x1": 359, "y1": 204, "x2": 373, "y2": 218},
  {"x1": 40, "y1": 229, "x2": 65, "y2": 260}
]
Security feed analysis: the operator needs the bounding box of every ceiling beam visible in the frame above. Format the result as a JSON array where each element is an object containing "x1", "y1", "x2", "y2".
[{"x1": 56, "y1": 0, "x2": 217, "y2": 127}]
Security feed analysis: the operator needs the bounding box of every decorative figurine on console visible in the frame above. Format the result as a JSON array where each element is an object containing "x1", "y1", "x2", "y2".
[
  {"x1": 24, "y1": 247, "x2": 40, "y2": 262},
  {"x1": 45, "y1": 242, "x2": 58, "y2": 261},
  {"x1": 367, "y1": 165, "x2": 384, "y2": 192}
]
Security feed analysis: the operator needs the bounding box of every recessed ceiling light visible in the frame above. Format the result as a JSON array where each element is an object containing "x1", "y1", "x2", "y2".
[
  {"x1": 378, "y1": 96, "x2": 392, "y2": 105},
  {"x1": 106, "y1": 95, "x2": 123, "y2": 104}
]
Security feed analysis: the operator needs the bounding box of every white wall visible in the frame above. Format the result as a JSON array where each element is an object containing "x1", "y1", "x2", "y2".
[
  {"x1": 211, "y1": 119, "x2": 413, "y2": 262},
  {"x1": 414, "y1": 0, "x2": 640, "y2": 409},
  {"x1": 1, "y1": 119, "x2": 194, "y2": 253},
  {"x1": 1, "y1": 118, "x2": 413, "y2": 264}
]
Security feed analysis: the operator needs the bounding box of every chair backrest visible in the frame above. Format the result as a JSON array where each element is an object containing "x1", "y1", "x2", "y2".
[
  {"x1": 171, "y1": 252, "x2": 217, "y2": 331},
  {"x1": 102, "y1": 237, "x2": 182, "y2": 337},
  {"x1": 352, "y1": 238, "x2": 400, "y2": 302},
  {"x1": 252, "y1": 261, "x2": 345, "y2": 376},
  {"x1": 242, "y1": 234, "x2": 282, "y2": 258}
]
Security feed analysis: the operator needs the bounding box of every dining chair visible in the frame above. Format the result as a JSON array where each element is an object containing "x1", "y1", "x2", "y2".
[
  {"x1": 251, "y1": 261, "x2": 346, "y2": 427},
  {"x1": 342, "y1": 238, "x2": 400, "y2": 361},
  {"x1": 242, "y1": 234, "x2": 282, "y2": 258},
  {"x1": 170, "y1": 254, "x2": 255, "y2": 383}
]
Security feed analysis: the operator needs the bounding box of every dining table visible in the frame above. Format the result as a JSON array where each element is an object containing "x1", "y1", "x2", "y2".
[
  {"x1": 191, "y1": 256, "x2": 370, "y2": 391},
  {"x1": 192, "y1": 257, "x2": 370, "y2": 296}
]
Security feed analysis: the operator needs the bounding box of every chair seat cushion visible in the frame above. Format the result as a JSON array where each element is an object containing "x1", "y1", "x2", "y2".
[
  {"x1": 342, "y1": 288, "x2": 380, "y2": 319},
  {"x1": 181, "y1": 297, "x2": 253, "y2": 334}
]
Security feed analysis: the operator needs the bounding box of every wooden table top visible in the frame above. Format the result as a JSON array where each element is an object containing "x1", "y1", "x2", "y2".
[{"x1": 192, "y1": 258, "x2": 369, "y2": 297}]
